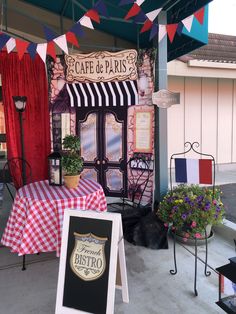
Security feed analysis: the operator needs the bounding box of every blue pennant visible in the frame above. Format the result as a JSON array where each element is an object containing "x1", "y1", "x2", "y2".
[
  {"x1": 27, "y1": 43, "x2": 37, "y2": 59},
  {"x1": 149, "y1": 24, "x2": 158, "y2": 41},
  {"x1": 94, "y1": 0, "x2": 109, "y2": 17},
  {"x1": 0, "y1": 33, "x2": 10, "y2": 50},
  {"x1": 43, "y1": 25, "x2": 58, "y2": 42},
  {"x1": 176, "y1": 22, "x2": 184, "y2": 36},
  {"x1": 70, "y1": 22, "x2": 84, "y2": 38},
  {"x1": 134, "y1": 10, "x2": 146, "y2": 23},
  {"x1": 119, "y1": 0, "x2": 135, "y2": 6}
]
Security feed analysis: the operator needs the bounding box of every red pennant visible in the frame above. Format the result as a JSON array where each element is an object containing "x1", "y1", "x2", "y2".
[
  {"x1": 140, "y1": 20, "x2": 153, "y2": 33},
  {"x1": 166, "y1": 23, "x2": 178, "y2": 43},
  {"x1": 194, "y1": 7, "x2": 205, "y2": 25},
  {"x1": 125, "y1": 3, "x2": 141, "y2": 20},
  {"x1": 15, "y1": 39, "x2": 29, "y2": 60},
  {"x1": 85, "y1": 9, "x2": 100, "y2": 24},
  {"x1": 66, "y1": 32, "x2": 80, "y2": 48},
  {"x1": 47, "y1": 41, "x2": 56, "y2": 60}
]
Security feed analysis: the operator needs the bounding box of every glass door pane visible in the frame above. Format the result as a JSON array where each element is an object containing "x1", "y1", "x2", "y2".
[
  {"x1": 105, "y1": 113, "x2": 123, "y2": 162},
  {"x1": 80, "y1": 113, "x2": 97, "y2": 162},
  {"x1": 79, "y1": 112, "x2": 98, "y2": 182},
  {"x1": 104, "y1": 112, "x2": 125, "y2": 194}
]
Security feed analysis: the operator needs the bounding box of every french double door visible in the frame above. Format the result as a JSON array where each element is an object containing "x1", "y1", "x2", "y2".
[{"x1": 77, "y1": 107, "x2": 127, "y2": 197}]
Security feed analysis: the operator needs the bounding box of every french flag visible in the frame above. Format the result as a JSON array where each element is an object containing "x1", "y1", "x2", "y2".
[{"x1": 175, "y1": 158, "x2": 212, "y2": 184}]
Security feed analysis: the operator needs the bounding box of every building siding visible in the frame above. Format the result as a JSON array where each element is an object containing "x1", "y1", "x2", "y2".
[{"x1": 168, "y1": 76, "x2": 236, "y2": 165}]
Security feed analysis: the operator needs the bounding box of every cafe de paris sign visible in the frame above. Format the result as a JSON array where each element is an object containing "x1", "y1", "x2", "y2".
[
  {"x1": 65, "y1": 49, "x2": 137, "y2": 83},
  {"x1": 152, "y1": 89, "x2": 180, "y2": 109}
]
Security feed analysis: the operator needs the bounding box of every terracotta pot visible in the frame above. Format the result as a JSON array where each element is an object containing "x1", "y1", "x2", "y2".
[
  {"x1": 171, "y1": 225, "x2": 214, "y2": 246},
  {"x1": 64, "y1": 174, "x2": 80, "y2": 189},
  {"x1": 176, "y1": 224, "x2": 212, "y2": 239}
]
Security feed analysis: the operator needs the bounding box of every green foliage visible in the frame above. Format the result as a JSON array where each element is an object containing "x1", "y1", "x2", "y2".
[
  {"x1": 61, "y1": 135, "x2": 83, "y2": 176},
  {"x1": 157, "y1": 184, "x2": 225, "y2": 239},
  {"x1": 62, "y1": 134, "x2": 81, "y2": 152}
]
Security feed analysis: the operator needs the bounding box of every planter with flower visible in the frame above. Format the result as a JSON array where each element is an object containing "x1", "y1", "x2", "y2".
[{"x1": 157, "y1": 184, "x2": 225, "y2": 243}]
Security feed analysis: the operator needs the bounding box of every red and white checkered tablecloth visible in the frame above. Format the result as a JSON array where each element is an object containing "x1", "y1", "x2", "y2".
[{"x1": 1, "y1": 179, "x2": 107, "y2": 256}]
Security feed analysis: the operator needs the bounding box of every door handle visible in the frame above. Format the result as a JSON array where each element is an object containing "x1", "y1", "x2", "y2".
[
  {"x1": 102, "y1": 160, "x2": 106, "y2": 164},
  {"x1": 96, "y1": 160, "x2": 101, "y2": 165}
]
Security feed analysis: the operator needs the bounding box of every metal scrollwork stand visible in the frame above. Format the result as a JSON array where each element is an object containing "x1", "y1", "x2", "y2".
[{"x1": 169, "y1": 142, "x2": 215, "y2": 296}]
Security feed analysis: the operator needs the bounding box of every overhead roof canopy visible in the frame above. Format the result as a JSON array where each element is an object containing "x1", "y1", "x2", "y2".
[{"x1": 20, "y1": 0, "x2": 213, "y2": 61}]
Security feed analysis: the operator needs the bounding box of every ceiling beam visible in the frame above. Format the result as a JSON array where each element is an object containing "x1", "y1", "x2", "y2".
[{"x1": 60, "y1": 0, "x2": 70, "y2": 16}]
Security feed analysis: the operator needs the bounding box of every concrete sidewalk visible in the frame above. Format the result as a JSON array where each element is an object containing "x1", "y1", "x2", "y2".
[{"x1": 0, "y1": 226, "x2": 234, "y2": 314}]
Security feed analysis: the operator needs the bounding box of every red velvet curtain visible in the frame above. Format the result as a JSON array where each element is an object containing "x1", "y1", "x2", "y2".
[{"x1": 0, "y1": 52, "x2": 51, "y2": 183}]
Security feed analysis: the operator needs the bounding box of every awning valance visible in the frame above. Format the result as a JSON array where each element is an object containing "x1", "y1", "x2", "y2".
[{"x1": 66, "y1": 81, "x2": 138, "y2": 108}]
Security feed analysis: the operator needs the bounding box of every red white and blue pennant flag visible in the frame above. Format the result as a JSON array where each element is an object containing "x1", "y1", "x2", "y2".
[
  {"x1": 175, "y1": 158, "x2": 212, "y2": 185},
  {"x1": 120, "y1": 0, "x2": 205, "y2": 43},
  {"x1": 0, "y1": 1, "x2": 205, "y2": 61},
  {"x1": 0, "y1": 0, "x2": 108, "y2": 62}
]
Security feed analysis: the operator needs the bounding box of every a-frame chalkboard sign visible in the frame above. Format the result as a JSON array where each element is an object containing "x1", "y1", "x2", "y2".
[{"x1": 55, "y1": 209, "x2": 129, "y2": 314}]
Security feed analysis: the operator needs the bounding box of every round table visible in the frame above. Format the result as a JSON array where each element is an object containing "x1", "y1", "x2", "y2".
[{"x1": 1, "y1": 179, "x2": 107, "y2": 256}]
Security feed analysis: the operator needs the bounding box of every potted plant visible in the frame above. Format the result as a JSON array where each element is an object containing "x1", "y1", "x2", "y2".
[
  {"x1": 157, "y1": 184, "x2": 225, "y2": 243},
  {"x1": 61, "y1": 135, "x2": 83, "y2": 189}
]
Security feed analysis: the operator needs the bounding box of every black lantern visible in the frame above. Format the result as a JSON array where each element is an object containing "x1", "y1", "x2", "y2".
[
  {"x1": 216, "y1": 257, "x2": 236, "y2": 313},
  {"x1": 12, "y1": 96, "x2": 27, "y2": 112},
  {"x1": 48, "y1": 151, "x2": 62, "y2": 186},
  {"x1": 13, "y1": 96, "x2": 27, "y2": 185}
]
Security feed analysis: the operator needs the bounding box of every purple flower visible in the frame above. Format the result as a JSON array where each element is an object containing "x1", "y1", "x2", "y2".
[
  {"x1": 204, "y1": 202, "x2": 211, "y2": 211},
  {"x1": 197, "y1": 195, "x2": 204, "y2": 202},
  {"x1": 181, "y1": 214, "x2": 187, "y2": 220},
  {"x1": 173, "y1": 206, "x2": 178, "y2": 211}
]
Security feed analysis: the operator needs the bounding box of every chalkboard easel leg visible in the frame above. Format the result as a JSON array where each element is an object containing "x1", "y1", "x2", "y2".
[{"x1": 22, "y1": 255, "x2": 26, "y2": 271}]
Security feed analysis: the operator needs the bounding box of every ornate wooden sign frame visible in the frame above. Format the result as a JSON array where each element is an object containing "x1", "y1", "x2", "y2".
[{"x1": 65, "y1": 50, "x2": 137, "y2": 83}]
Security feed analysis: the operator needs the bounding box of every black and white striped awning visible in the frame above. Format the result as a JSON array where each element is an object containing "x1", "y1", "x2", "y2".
[{"x1": 66, "y1": 80, "x2": 138, "y2": 108}]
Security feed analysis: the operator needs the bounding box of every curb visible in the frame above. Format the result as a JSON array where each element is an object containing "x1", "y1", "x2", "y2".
[{"x1": 213, "y1": 219, "x2": 236, "y2": 246}]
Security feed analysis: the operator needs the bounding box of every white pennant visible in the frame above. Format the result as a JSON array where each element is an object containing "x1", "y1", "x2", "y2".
[
  {"x1": 146, "y1": 8, "x2": 162, "y2": 22},
  {"x1": 136, "y1": 0, "x2": 146, "y2": 5},
  {"x1": 36, "y1": 43, "x2": 47, "y2": 63},
  {"x1": 53, "y1": 34, "x2": 68, "y2": 55},
  {"x1": 80, "y1": 15, "x2": 94, "y2": 29},
  {"x1": 159, "y1": 24, "x2": 167, "y2": 42},
  {"x1": 182, "y1": 15, "x2": 194, "y2": 32},
  {"x1": 6, "y1": 38, "x2": 16, "y2": 53}
]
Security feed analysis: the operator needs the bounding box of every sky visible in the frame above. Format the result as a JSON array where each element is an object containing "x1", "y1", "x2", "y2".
[{"x1": 208, "y1": 0, "x2": 236, "y2": 35}]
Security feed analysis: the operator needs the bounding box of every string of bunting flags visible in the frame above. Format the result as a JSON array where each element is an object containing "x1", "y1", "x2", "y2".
[
  {"x1": 0, "y1": 0, "x2": 108, "y2": 63},
  {"x1": 119, "y1": 0, "x2": 205, "y2": 43},
  {"x1": 0, "y1": 0, "x2": 205, "y2": 63}
]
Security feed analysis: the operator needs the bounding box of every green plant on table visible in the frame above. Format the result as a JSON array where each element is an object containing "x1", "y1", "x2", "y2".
[
  {"x1": 157, "y1": 184, "x2": 225, "y2": 240},
  {"x1": 61, "y1": 135, "x2": 83, "y2": 176}
]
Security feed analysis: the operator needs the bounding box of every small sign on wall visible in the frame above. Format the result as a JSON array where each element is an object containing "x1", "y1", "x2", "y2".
[
  {"x1": 55, "y1": 210, "x2": 129, "y2": 314},
  {"x1": 134, "y1": 109, "x2": 153, "y2": 153},
  {"x1": 152, "y1": 89, "x2": 180, "y2": 109}
]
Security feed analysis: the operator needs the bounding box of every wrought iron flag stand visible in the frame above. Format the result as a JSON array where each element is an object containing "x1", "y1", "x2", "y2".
[{"x1": 169, "y1": 141, "x2": 216, "y2": 296}]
